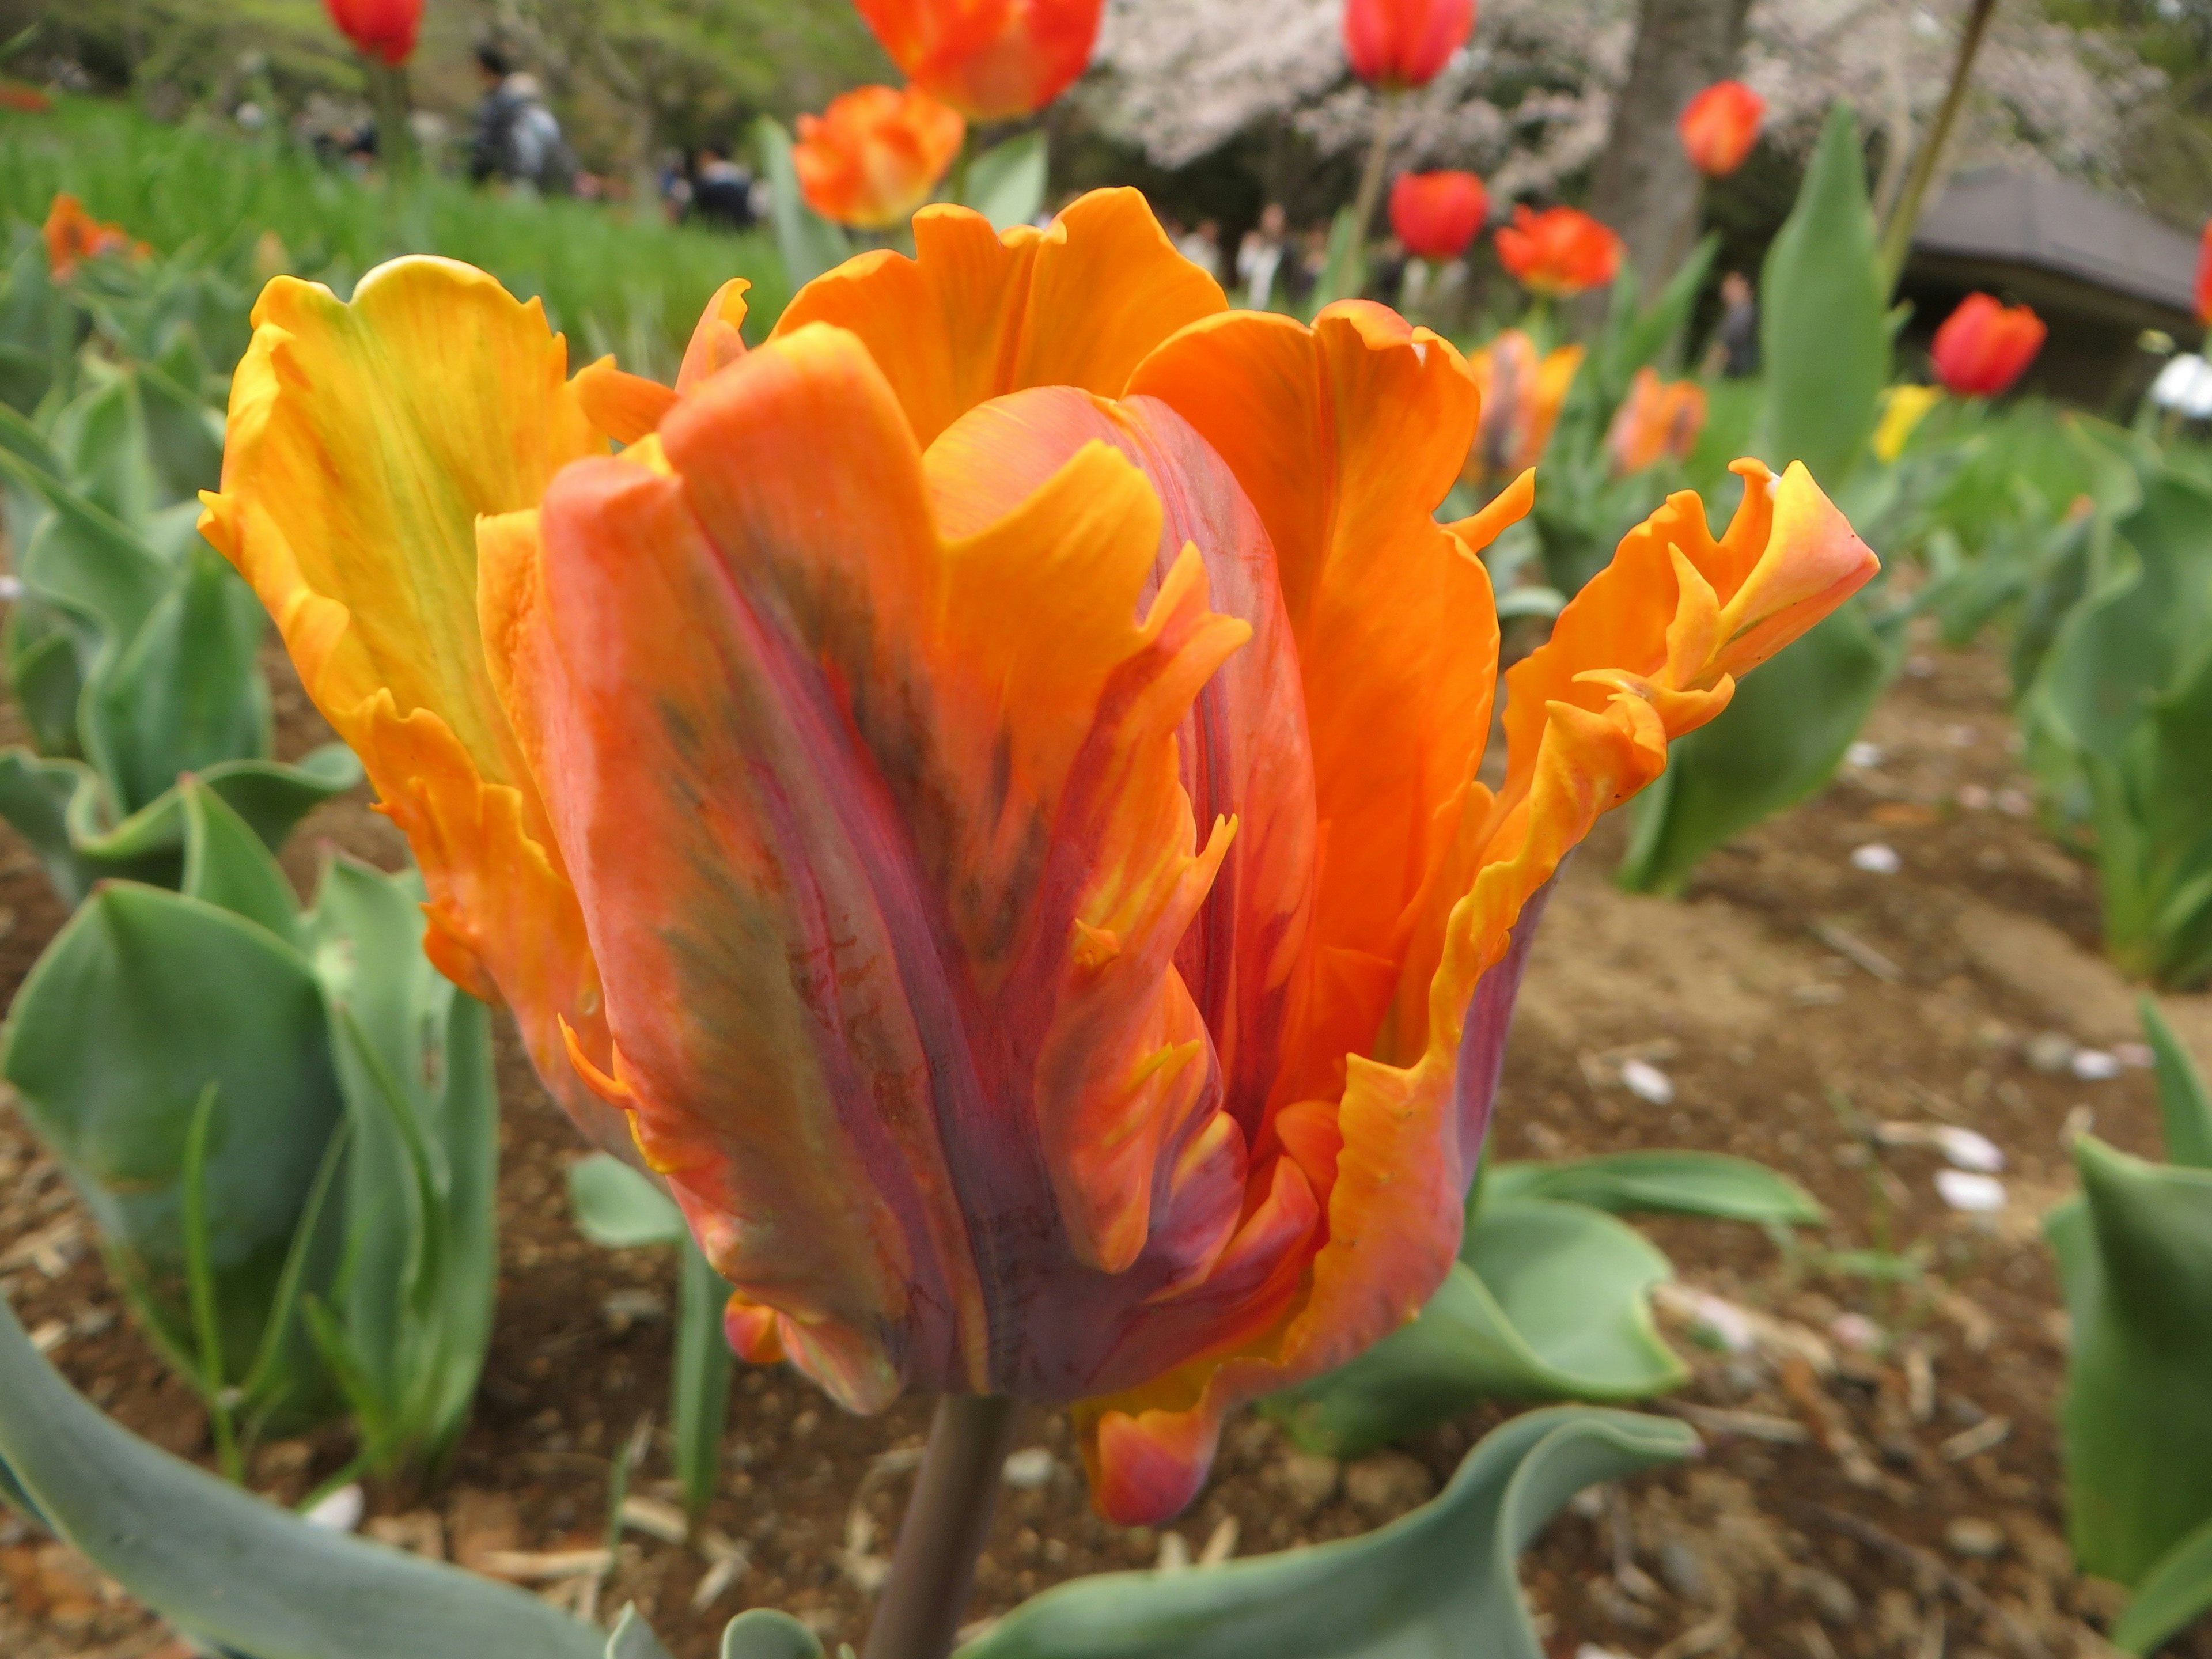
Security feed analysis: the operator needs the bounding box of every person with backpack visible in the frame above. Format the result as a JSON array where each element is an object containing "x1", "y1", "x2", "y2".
[{"x1": 468, "y1": 44, "x2": 576, "y2": 194}]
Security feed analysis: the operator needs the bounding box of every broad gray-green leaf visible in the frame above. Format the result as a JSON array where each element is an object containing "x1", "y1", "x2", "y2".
[
  {"x1": 1266, "y1": 1199, "x2": 1686, "y2": 1457},
  {"x1": 963, "y1": 131, "x2": 1048, "y2": 233},
  {"x1": 569, "y1": 1150, "x2": 685, "y2": 1248},
  {"x1": 2048, "y1": 1136, "x2": 2212, "y2": 1588},
  {"x1": 180, "y1": 775, "x2": 304, "y2": 948},
  {"x1": 1486, "y1": 1151, "x2": 1825, "y2": 1225},
  {"x1": 724, "y1": 1609, "x2": 830, "y2": 1658},
  {"x1": 957, "y1": 1407, "x2": 1697, "y2": 1659},
  {"x1": 2, "y1": 881, "x2": 343, "y2": 1382},
  {"x1": 1758, "y1": 103, "x2": 1888, "y2": 490},
  {"x1": 0, "y1": 1295, "x2": 604, "y2": 1659}
]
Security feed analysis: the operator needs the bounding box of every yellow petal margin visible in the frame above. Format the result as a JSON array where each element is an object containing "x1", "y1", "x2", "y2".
[{"x1": 197, "y1": 256, "x2": 628, "y2": 1152}]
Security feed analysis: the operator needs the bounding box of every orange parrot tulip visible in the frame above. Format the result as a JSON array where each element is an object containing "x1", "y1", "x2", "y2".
[
  {"x1": 854, "y1": 0, "x2": 1103, "y2": 121},
  {"x1": 1930, "y1": 293, "x2": 2045, "y2": 397},
  {"x1": 1495, "y1": 203, "x2": 1622, "y2": 297},
  {"x1": 42, "y1": 194, "x2": 147, "y2": 281},
  {"x1": 1678, "y1": 80, "x2": 1763, "y2": 177},
  {"x1": 1606, "y1": 366, "x2": 1708, "y2": 476},
  {"x1": 1464, "y1": 329, "x2": 1582, "y2": 483},
  {"x1": 202, "y1": 189, "x2": 1876, "y2": 1525},
  {"x1": 794, "y1": 84, "x2": 966, "y2": 229}
]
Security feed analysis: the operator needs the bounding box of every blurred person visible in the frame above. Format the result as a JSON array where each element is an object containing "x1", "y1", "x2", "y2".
[
  {"x1": 1707, "y1": 270, "x2": 1759, "y2": 378},
  {"x1": 1176, "y1": 218, "x2": 1222, "y2": 282},
  {"x1": 469, "y1": 44, "x2": 575, "y2": 193},
  {"x1": 690, "y1": 145, "x2": 757, "y2": 231},
  {"x1": 1236, "y1": 202, "x2": 1289, "y2": 310}
]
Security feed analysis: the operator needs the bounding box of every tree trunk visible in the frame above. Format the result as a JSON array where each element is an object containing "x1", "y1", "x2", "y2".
[{"x1": 1587, "y1": 0, "x2": 1756, "y2": 291}]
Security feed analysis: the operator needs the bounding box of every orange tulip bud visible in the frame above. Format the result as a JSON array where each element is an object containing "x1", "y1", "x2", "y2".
[
  {"x1": 793, "y1": 85, "x2": 967, "y2": 230},
  {"x1": 1465, "y1": 329, "x2": 1581, "y2": 483},
  {"x1": 1343, "y1": 0, "x2": 1474, "y2": 90},
  {"x1": 854, "y1": 0, "x2": 1103, "y2": 121},
  {"x1": 1495, "y1": 203, "x2": 1622, "y2": 297},
  {"x1": 1389, "y1": 170, "x2": 1488, "y2": 262},
  {"x1": 1929, "y1": 293, "x2": 2046, "y2": 398},
  {"x1": 323, "y1": 0, "x2": 421, "y2": 66},
  {"x1": 202, "y1": 188, "x2": 1875, "y2": 1528},
  {"x1": 1605, "y1": 366, "x2": 1707, "y2": 476},
  {"x1": 1678, "y1": 80, "x2": 1764, "y2": 177},
  {"x1": 41, "y1": 194, "x2": 147, "y2": 281}
]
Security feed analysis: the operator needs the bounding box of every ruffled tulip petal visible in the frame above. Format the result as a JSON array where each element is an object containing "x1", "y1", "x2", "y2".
[
  {"x1": 1126, "y1": 300, "x2": 1495, "y2": 1097},
  {"x1": 924, "y1": 384, "x2": 1318, "y2": 1136},
  {"x1": 197, "y1": 256, "x2": 625, "y2": 1151},
  {"x1": 677, "y1": 278, "x2": 752, "y2": 393},
  {"x1": 771, "y1": 190, "x2": 1225, "y2": 448},
  {"x1": 497, "y1": 321, "x2": 1272, "y2": 1404}
]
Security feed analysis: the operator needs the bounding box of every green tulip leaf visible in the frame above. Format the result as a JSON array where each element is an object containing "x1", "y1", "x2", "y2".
[
  {"x1": 957, "y1": 1406, "x2": 1697, "y2": 1658},
  {"x1": 756, "y1": 116, "x2": 853, "y2": 291},
  {"x1": 2142, "y1": 995, "x2": 2212, "y2": 1170},
  {"x1": 963, "y1": 131, "x2": 1048, "y2": 234},
  {"x1": 1266, "y1": 1199, "x2": 1687, "y2": 1457},
  {"x1": 722, "y1": 1609, "x2": 831, "y2": 1658},
  {"x1": 2048, "y1": 1136, "x2": 2212, "y2": 1588},
  {"x1": 180, "y1": 775, "x2": 304, "y2": 948},
  {"x1": 2112, "y1": 1511, "x2": 2212, "y2": 1657},
  {"x1": 568, "y1": 1150, "x2": 687, "y2": 1249},
  {"x1": 1758, "y1": 102, "x2": 1888, "y2": 490},
  {"x1": 1486, "y1": 1150, "x2": 1825, "y2": 1225},
  {"x1": 0, "y1": 1294, "x2": 606, "y2": 1659},
  {"x1": 609, "y1": 1605, "x2": 680, "y2": 1659}
]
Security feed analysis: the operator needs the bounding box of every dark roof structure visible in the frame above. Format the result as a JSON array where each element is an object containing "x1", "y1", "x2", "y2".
[{"x1": 1903, "y1": 167, "x2": 2202, "y2": 406}]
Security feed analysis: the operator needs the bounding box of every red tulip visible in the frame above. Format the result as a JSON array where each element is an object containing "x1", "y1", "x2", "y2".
[
  {"x1": 1389, "y1": 171, "x2": 1487, "y2": 262},
  {"x1": 2196, "y1": 220, "x2": 2210, "y2": 327},
  {"x1": 854, "y1": 0, "x2": 1104, "y2": 120},
  {"x1": 1494, "y1": 204, "x2": 1621, "y2": 297},
  {"x1": 1929, "y1": 293, "x2": 2046, "y2": 397},
  {"x1": 324, "y1": 0, "x2": 420, "y2": 66},
  {"x1": 1344, "y1": 0, "x2": 1474, "y2": 91},
  {"x1": 1679, "y1": 81, "x2": 1763, "y2": 177}
]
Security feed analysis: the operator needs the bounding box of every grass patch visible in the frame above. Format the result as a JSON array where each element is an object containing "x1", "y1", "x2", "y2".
[{"x1": 0, "y1": 96, "x2": 787, "y2": 376}]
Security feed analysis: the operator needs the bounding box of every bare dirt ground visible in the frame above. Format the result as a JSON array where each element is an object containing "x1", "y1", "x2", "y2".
[{"x1": 2, "y1": 627, "x2": 2207, "y2": 1659}]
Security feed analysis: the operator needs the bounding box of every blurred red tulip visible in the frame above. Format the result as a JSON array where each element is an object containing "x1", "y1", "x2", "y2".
[
  {"x1": 42, "y1": 194, "x2": 147, "y2": 281},
  {"x1": 2196, "y1": 220, "x2": 2210, "y2": 326},
  {"x1": 0, "y1": 82, "x2": 52, "y2": 114},
  {"x1": 793, "y1": 84, "x2": 966, "y2": 229},
  {"x1": 1344, "y1": 0, "x2": 1474, "y2": 90},
  {"x1": 1679, "y1": 81, "x2": 1763, "y2": 177},
  {"x1": 1389, "y1": 170, "x2": 1488, "y2": 261},
  {"x1": 1930, "y1": 293, "x2": 2046, "y2": 397},
  {"x1": 324, "y1": 0, "x2": 420, "y2": 66},
  {"x1": 1495, "y1": 204, "x2": 1621, "y2": 297},
  {"x1": 854, "y1": 0, "x2": 1103, "y2": 120}
]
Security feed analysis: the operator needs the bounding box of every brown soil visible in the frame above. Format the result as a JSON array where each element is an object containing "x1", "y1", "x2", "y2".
[{"x1": 2, "y1": 628, "x2": 2209, "y2": 1659}]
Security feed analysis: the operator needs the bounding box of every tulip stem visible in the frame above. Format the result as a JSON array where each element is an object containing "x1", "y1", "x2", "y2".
[
  {"x1": 1875, "y1": 0, "x2": 1997, "y2": 295},
  {"x1": 863, "y1": 1394, "x2": 1018, "y2": 1659},
  {"x1": 1349, "y1": 90, "x2": 1402, "y2": 248}
]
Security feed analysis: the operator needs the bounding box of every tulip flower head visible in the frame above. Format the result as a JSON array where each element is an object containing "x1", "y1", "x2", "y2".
[
  {"x1": 324, "y1": 0, "x2": 421, "y2": 66},
  {"x1": 794, "y1": 85, "x2": 966, "y2": 230},
  {"x1": 1389, "y1": 171, "x2": 1488, "y2": 262},
  {"x1": 1465, "y1": 329, "x2": 1582, "y2": 483},
  {"x1": 1343, "y1": 0, "x2": 1474, "y2": 90},
  {"x1": 1495, "y1": 204, "x2": 1622, "y2": 297},
  {"x1": 41, "y1": 194, "x2": 147, "y2": 281},
  {"x1": 1930, "y1": 293, "x2": 2046, "y2": 398},
  {"x1": 854, "y1": 0, "x2": 1103, "y2": 120},
  {"x1": 2196, "y1": 219, "x2": 2210, "y2": 327},
  {"x1": 203, "y1": 189, "x2": 1876, "y2": 1526},
  {"x1": 1678, "y1": 81, "x2": 1764, "y2": 177},
  {"x1": 1605, "y1": 368, "x2": 1707, "y2": 478}
]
